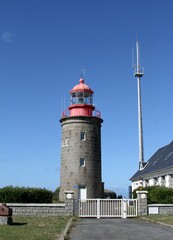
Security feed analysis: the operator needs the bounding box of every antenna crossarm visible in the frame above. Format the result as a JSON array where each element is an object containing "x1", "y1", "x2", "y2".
[{"x1": 134, "y1": 66, "x2": 144, "y2": 77}]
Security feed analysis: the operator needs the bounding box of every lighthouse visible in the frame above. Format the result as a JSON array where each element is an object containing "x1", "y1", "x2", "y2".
[{"x1": 59, "y1": 77, "x2": 104, "y2": 201}]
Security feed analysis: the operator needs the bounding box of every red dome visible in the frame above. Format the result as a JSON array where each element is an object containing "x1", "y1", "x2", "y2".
[{"x1": 70, "y1": 78, "x2": 94, "y2": 94}]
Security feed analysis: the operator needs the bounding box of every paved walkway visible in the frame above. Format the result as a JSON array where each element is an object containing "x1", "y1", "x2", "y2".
[{"x1": 69, "y1": 218, "x2": 173, "y2": 240}]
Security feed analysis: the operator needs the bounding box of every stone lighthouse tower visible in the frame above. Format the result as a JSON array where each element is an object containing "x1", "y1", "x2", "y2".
[{"x1": 59, "y1": 77, "x2": 104, "y2": 201}]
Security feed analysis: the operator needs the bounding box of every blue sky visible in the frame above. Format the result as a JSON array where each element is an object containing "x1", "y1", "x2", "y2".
[{"x1": 1, "y1": 0, "x2": 173, "y2": 197}]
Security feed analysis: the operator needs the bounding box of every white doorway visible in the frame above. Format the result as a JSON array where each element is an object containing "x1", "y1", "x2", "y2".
[{"x1": 79, "y1": 186, "x2": 87, "y2": 200}]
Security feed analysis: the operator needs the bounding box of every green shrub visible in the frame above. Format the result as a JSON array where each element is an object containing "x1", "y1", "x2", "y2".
[
  {"x1": 133, "y1": 186, "x2": 173, "y2": 204},
  {"x1": 52, "y1": 187, "x2": 60, "y2": 202},
  {"x1": 0, "y1": 186, "x2": 53, "y2": 203}
]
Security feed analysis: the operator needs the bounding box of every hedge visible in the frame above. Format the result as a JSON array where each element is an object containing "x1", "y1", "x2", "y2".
[
  {"x1": 0, "y1": 186, "x2": 53, "y2": 203},
  {"x1": 133, "y1": 186, "x2": 173, "y2": 204}
]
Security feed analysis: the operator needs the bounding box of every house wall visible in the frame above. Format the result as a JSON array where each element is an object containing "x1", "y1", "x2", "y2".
[
  {"x1": 149, "y1": 178, "x2": 156, "y2": 186},
  {"x1": 158, "y1": 176, "x2": 165, "y2": 186},
  {"x1": 132, "y1": 174, "x2": 173, "y2": 192},
  {"x1": 132, "y1": 180, "x2": 142, "y2": 192},
  {"x1": 165, "y1": 175, "x2": 173, "y2": 187}
]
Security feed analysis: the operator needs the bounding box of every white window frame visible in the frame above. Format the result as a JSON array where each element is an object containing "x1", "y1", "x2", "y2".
[
  {"x1": 80, "y1": 158, "x2": 85, "y2": 167},
  {"x1": 80, "y1": 132, "x2": 86, "y2": 141}
]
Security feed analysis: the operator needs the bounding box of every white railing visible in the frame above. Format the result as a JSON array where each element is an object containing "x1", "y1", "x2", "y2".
[
  {"x1": 126, "y1": 199, "x2": 138, "y2": 217},
  {"x1": 99, "y1": 199, "x2": 122, "y2": 218},
  {"x1": 79, "y1": 199, "x2": 97, "y2": 217},
  {"x1": 79, "y1": 199, "x2": 137, "y2": 218}
]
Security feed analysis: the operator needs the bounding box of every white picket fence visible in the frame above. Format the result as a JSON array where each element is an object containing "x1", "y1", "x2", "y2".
[{"x1": 79, "y1": 199, "x2": 137, "y2": 219}]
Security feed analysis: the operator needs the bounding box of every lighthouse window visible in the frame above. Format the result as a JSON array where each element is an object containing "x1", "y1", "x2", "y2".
[
  {"x1": 84, "y1": 92, "x2": 90, "y2": 97},
  {"x1": 71, "y1": 92, "x2": 77, "y2": 104},
  {"x1": 84, "y1": 92, "x2": 93, "y2": 104},
  {"x1": 78, "y1": 97, "x2": 84, "y2": 104},
  {"x1": 76, "y1": 92, "x2": 84, "y2": 104},
  {"x1": 80, "y1": 132, "x2": 86, "y2": 141},
  {"x1": 71, "y1": 97, "x2": 77, "y2": 104},
  {"x1": 77, "y1": 92, "x2": 83, "y2": 97},
  {"x1": 80, "y1": 158, "x2": 85, "y2": 167},
  {"x1": 71, "y1": 91, "x2": 93, "y2": 104}
]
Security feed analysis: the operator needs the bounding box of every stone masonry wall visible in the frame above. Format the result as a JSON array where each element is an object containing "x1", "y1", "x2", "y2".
[
  {"x1": 136, "y1": 191, "x2": 148, "y2": 216},
  {"x1": 148, "y1": 204, "x2": 173, "y2": 215},
  {"x1": 6, "y1": 203, "x2": 67, "y2": 217},
  {"x1": 59, "y1": 116, "x2": 103, "y2": 201},
  {"x1": 160, "y1": 205, "x2": 173, "y2": 215}
]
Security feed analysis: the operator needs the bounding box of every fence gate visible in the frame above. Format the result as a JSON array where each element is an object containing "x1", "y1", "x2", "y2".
[{"x1": 79, "y1": 199, "x2": 137, "y2": 218}]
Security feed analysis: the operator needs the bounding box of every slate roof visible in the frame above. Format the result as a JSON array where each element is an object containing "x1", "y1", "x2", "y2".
[{"x1": 130, "y1": 141, "x2": 173, "y2": 181}]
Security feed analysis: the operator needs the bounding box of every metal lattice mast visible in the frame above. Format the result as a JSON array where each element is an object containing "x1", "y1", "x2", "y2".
[{"x1": 134, "y1": 41, "x2": 144, "y2": 170}]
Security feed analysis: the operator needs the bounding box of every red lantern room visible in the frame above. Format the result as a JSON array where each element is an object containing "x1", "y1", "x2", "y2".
[
  {"x1": 69, "y1": 78, "x2": 95, "y2": 117},
  {"x1": 61, "y1": 78, "x2": 101, "y2": 118}
]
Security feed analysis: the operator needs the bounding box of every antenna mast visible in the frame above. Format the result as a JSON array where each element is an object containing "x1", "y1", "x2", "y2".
[
  {"x1": 81, "y1": 68, "x2": 86, "y2": 79},
  {"x1": 133, "y1": 41, "x2": 145, "y2": 170}
]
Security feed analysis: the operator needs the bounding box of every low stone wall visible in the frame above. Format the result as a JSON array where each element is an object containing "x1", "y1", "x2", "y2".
[
  {"x1": 0, "y1": 191, "x2": 75, "y2": 218},
  {"x1": 148, "y1": 204, "x2": 173, "y2": 215},
  {"x1": 6, "y1": 203, "x2": 67, "y2": 217}
]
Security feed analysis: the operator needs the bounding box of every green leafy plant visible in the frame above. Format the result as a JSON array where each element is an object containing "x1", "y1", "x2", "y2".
[
  {"x1": 52, "y1": 187, "x2": 60, "y2": 202},
  {"x1": 133, "y1": 186, "x2": 173, "y2": 204},
  {"x1": 0, "y1": 186, "x2": 53, "y2": 203}
]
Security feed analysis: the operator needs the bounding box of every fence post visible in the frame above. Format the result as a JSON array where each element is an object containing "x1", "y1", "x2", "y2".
[
  {"x1": 136, "y1": 190, "x2": 148, "y2": 216},
  {"x1": 64, "y1": 190, "x2": 74, "y2": 216},
  {"x1": 121, "y1": 199, "x2": 127, "y2": 218},
  {"x1": 97, "y1": 199, "x2": 100, "y2": 219}
]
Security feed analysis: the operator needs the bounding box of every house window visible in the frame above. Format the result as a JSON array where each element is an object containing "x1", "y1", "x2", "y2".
[
  {"x1": 80, "y1": 132, "x2": 86, "y2": 141},
  {"x1": 80, "y1": 158, "x2": 85, "y2": 167}
]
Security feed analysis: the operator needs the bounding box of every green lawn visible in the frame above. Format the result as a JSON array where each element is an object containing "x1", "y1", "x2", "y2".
[
  {"x1": 142, "y1": 215, "x2": 173, "y2": 225},
  {"x1": 0, "y1": 216, "x2": 71, "y2": 240}
]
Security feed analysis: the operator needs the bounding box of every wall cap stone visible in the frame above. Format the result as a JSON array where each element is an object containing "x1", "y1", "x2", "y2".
[
  {"x1": 64, "y1": 190, "x2": 74, "y2": 200},
  {"x1": 5, "y1": 203, "x2": 65, "y2": 207},
  {"x1": 136, "y1": 191, "x2": 148, "y2": 194},
  {"x1": 64, "y1": 190, "x2": 74, "y2": 194},
  {"x1": 148, "y1": 204, "x2": 173, "y2": 207}
]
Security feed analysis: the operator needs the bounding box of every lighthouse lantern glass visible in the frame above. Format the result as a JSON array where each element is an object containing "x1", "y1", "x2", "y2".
[{"x1": 71, "y1": 91, "x2": 93, "y2": 105}]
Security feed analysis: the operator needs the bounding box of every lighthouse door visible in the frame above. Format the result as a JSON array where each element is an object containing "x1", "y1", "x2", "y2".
[{"x1": 79, "y1": 186, "x2": 87, "y2": 200}]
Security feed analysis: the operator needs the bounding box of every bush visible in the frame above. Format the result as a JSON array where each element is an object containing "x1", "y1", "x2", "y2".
[
  {"x1": 133, "y1": 186, "x2": 173, "y2": 204},
  {"x1": 0, "y1": 186, "x2": 53, "y2": 203},
  {"x1": 104, "y1": 189, "x2": 117, "y2": 199},
  {"x1": 52, "y1": 187, "x2": 60, "y2": 202}
]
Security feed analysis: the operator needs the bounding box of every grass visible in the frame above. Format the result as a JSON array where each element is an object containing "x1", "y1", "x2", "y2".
[
  {"x1": 0, "y1": 215, "x2": 71, "y2": 240},
  {"x1": 141, "y1": 215, "x2": 173, "y2": 226}
]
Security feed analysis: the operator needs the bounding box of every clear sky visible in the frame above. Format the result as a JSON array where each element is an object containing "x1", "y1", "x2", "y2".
[{"x1": 1, "y1": 0, "x2": 173, "y2": 197}]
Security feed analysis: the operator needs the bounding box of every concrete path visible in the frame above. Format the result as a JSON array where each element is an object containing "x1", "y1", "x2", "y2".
[{"x1": 69, "y1": 218, "x2": 173, "y2": 240}]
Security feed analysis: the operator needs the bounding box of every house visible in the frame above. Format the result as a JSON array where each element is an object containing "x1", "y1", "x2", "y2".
[{"x1": 130, "y1": 141, "x2": 173, "y2": 192}]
